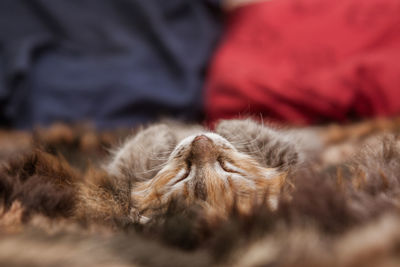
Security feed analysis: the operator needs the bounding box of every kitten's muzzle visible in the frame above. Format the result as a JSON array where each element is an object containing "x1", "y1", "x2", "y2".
[{"x1": 190, "y1": 135, "x2": 218, "y2": 164}]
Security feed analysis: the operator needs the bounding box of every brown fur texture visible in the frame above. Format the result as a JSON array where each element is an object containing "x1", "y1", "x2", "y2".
[
  {"x1": 0, "y1": 150, "x2": 80, "y2": 223},
  {"x1": 1, "y1": 118, "x2": 400, "y2": 266}
]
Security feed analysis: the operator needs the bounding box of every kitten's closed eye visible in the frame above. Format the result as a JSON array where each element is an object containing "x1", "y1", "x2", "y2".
[
  {"x1": 171, "y1": 162, "x2": 192, "y2": 185},
  {"x1": 217, "y1": 158, "x2": 242, "y2": 175}
]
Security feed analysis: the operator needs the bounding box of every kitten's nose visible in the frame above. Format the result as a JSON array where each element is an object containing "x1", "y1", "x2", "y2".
[
  {"x1": 190, "y1": 135, "x2": 217, "y2": 163},
  {"x1": 193, "y1": 134, "x2": 209, "y2": 143}
]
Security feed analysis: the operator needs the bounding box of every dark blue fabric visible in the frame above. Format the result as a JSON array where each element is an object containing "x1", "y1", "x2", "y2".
[{"x1": 0, "y1": 0, "x2": 221, "y2": 129}]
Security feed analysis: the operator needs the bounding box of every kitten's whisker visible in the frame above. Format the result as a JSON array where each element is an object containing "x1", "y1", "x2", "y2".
[
  {"x1": 153, "y1": 151, "x2": 174, "y2": 155},
  {"x1": 230, "y1": 136, "x2": 261, "y2": 147},
  {"x1": 136, "y1": 163, "x2": 168, "y2": 175},
  {"x1": 148, "y1": 156, "x2": 170, "y2": 161},
  {"x1": 229, "y1": 126, "x2": 264, "y2": 147}
]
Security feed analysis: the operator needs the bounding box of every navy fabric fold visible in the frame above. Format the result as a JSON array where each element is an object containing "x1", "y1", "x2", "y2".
[{"x1": 0, "y1": 0, "x2": 221, "y2": 128}]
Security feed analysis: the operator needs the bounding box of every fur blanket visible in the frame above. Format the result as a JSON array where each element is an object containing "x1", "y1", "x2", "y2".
[{"x1": 1, "y1": 118, "x2": 400, "y2": 267}]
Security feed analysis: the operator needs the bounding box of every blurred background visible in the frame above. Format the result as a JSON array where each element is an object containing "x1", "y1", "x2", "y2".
[{"x1": 1, "y1": 0, "x2": 400, "y2": 130}]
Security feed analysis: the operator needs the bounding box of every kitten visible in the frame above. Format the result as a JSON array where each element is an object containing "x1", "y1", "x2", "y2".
[{"x1": 107, "y1": 119, "x2": 307, "y2": 222}]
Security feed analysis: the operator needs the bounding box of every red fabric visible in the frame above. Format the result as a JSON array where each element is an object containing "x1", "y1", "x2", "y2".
[{"x1": 205, "y1": 0, "x2": 400, "y2": 126}]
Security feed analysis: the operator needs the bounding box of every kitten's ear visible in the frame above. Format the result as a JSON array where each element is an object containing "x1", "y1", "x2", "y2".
[
  {"x1": 216, "y1": 119, "x2": 300, "y2": 170},
  {"x1": 106, "y1": 124, "x2": 177, "y2": 182}
]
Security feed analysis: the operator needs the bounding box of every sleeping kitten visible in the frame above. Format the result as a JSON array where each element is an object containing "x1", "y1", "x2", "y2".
[{"x1": 106, "y1": 119, "x2": 307, "y2": 222}]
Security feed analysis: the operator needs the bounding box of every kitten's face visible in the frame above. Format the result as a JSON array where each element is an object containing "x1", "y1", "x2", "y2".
[{"x1": 131, "y1": 132, "x2": 285, "y2": 220}]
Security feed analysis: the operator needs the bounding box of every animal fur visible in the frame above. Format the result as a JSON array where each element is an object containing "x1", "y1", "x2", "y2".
[{"x1": 1, "y1": 118, "x2": 400, "y2": 266}]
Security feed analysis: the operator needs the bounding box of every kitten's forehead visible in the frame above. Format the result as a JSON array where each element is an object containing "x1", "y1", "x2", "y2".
[{"x1": 169, "y1": 132, "x2": 235, "y2": 158}]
